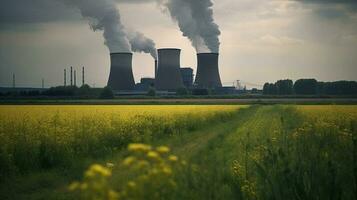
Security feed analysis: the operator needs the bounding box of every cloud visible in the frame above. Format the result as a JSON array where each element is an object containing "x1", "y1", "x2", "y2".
[
  {"x1": 0, "y1": 0, "x2": 80, "y2": 25},
  {"x1": 0, "y1": 0, "x2": 154, "y2": 26},
  {"x1": 258, "y1": 35, "x2": 305, "y2": 46}
]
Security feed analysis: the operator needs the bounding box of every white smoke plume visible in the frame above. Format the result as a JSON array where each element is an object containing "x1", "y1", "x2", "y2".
[
  {"x1": 128, "y1": 31, "x2": 158, "y2": 59},
  {"x1": 158, "y1": 0, "x2": 221, "y2": 53},
  {"x1": 60, "y1": 0, "x2": 131, "y2": 53},
  {"x1": 60, "y1": 0, "x2": 157, "y2": 57}
]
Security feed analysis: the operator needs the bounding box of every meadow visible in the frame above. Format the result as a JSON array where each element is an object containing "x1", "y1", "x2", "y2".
[{"x1": 0, "y1": 105, "x2": 356, "y2": 199}]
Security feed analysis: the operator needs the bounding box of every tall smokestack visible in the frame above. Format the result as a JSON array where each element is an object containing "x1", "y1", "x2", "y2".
[
  {"x1": 82, "y1": 66, "x2": 85, "y2": 86},
  {"x1": 64, "y1": 69, "x2": 67, "y2": 86},
  {"x1": 194, "y1": 53, "x2": 222, "y2": 88},
  {"x1": 107, "y1": 53, "x2": 135, "y2": 91},
  {"x1": 74, "y1": 70, "x2": 77, "y2": 87},
  {"x1": 155, "y1": 60, "x2": 158, "y2": 78},
  {"x1": 12, "y1": 73, "x2": 15, "y2": 88},
  {"x1": 71, "y1": 67, "x2": 73, "y2": 86},
  {"x1": 42, "y1": 78, "x2": 44, "y2": 89},
  {"x1": 155, "y1": 48, "x2": 184, "y2": 90}
]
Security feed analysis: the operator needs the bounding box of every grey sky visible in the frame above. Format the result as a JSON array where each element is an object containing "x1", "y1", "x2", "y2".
[{"x1": 0, "y1": 0, "x2": 356, "y2": 88}]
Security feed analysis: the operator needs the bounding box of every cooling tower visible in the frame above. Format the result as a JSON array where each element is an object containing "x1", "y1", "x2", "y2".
[
  {"x1": 107, "y1": 53, "x2": 135, "y2": 91},
  {"x1": 155, "y1": 48, "x2": 184, "y2": 90},
  {"x1": 194, "y1": 53, "x2": 222, "y2": 88}
]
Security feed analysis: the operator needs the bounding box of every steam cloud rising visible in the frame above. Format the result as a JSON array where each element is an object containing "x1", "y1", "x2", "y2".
[
  {"x1": 60, "y1": 0, "x2": 157, "y2": 57},
  {"x1": 61, "y1": 0, "x2": 131, "y2": 53},
  {"x1": 158, "y1": 0, "x2": 221, "y2": 53},
  {"x1": 128, "y1": 31, "x2": 158, "y2": 59}
]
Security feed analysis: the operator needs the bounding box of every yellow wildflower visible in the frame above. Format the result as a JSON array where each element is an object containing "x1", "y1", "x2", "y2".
[
  {"x1": 128, "y1": 143, "x2": 151, "y2": 152},
  {"x1": 89, "y1": 164, "x2": 111, "y2": 177},
  {"x1": 156, "y1": 146, "x2": 170, "y2": 154},
  {"x1": 123, "y1": 156, "x2": 136, "y2": 166},
  {"x1": 147, "y1": 151, "x2": 160, "y2": 160},
  {"x1": 162, "y1": 166, "x2": 172, "y2": 175},
  {"x1": 128, "y1": 181, "x2": 136, "y2": 188},
  {"x1": 168, "y1": 155, "x2": 178, "y2": 162},
  {"x1": 106, "y1": 162, "x2": 115, "y2": 168}
]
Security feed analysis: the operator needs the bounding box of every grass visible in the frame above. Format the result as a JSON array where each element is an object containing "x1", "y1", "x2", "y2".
[{"x1": 0, "y1": 105, "x2": 356, "y2": 199}]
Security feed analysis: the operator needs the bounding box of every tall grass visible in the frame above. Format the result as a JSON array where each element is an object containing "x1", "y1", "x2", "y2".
[{"x1": 231, "y1": 105, "x2": 357, "y2": 200}]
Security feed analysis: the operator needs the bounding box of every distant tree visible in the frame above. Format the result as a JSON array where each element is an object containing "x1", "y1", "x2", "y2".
[
  {"x1": 294, "y1": 79, "x2": 318, "y2": 95},
  {"x1": 99, "y1": 86, "x2": 114, "y2": 99},
  {"x1": 322, "y1": 81, "x2": 357, "y2": 95},
  {"x1": 192, "y1": 89, "x2": 209, "y2": 96},
  {"x1": 251, "y1": 88, "x2": 259, "y2": 94},
  {"x1": 147, "y1": 87, "x2": 156, "y2": 97},
  {"x1": 43, "y1": 86, "x2": 77, "y2": 96},
  {"x1": 78, "y1": 84, "x2": 91, "y2": 96},
  {"x1": 176, "y1": 87, "x2": 189, "y2": 96},
  {"x1": 276, "y1": 79, "x2": 293, "y2": 95}
]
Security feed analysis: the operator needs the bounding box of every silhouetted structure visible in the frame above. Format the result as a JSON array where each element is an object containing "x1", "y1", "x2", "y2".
[
  {"x1": 70, "y1": 66, "x2": 73, "y2": 86},
  {"x1": 12, "y1": 73, "x2": 15, "y2": 88},
  {"x1": 135, "y1": 78, "x2": 155, "y2": 91},
  {"x1": 64, "y1": 69, "x2": 67, "y2": 86},
  {"x1": 154, "y1": 60, "x2": 158, "y2": 78},
  {"x1": 195, "y1": 53, "x2": 222, "y2": 88},
  {"x1": 82, "y1": 67, "x2": 85, "y2": 86},
  {"x1": 74, "y1": 70, "x2": 77, "y2": 87},
  {"x1": 107, "y1": 53, "x2": 135, "y2": 91},
  {"x1": 155, "y1": 48, "x2": 184, "y2": 90},
  {"x1": 180, "y1": 68, "x2": 194, "y2": 88}
]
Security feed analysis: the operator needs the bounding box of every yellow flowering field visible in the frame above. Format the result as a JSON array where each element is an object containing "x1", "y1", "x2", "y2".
[{"x1": 0, "y1": 105, "x2": 246, "y2": 175}]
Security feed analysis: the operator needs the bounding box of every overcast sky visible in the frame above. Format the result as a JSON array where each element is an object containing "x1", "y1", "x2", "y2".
[{"x1": 0, "y1": 0, "x2": 356, "y2": 88}]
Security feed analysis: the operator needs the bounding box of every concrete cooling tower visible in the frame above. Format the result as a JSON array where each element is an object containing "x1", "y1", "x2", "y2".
[
  {"x1": 107, "y1": 53, "x2": 135, "y2": 91},
  {"x1": 194, "y1": 53, "x2": 222, "y2": 88},
  {"x1": 155, "y1": 48, "x2": 184, "y2": 90}
]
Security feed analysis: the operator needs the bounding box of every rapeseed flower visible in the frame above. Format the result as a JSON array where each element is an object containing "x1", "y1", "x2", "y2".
[
  {"x1": 156, "y1": 146, "x2": 170, "y2": 154},
  {"x1": 123, "y1": 156, "x2": 136, "y2": 166},
  {"x1": 128, "y1": 143, "x2": 152, "y2": 152},
  {"x1": 147, "y1": 151, "x2": 160, "y2": 160},
  {"x1": 169, "y1": 155, "x2": 178, "y2": 162}
]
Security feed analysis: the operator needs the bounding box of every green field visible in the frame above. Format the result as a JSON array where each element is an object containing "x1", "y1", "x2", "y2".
[{"x1": 0, "y1": 105, "x2": 356, "y2": 199}]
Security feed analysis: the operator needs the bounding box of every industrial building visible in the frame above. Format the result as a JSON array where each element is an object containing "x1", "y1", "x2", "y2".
[
  {"x1": 180, "y1": 68, "x2": 194, "y2": 88},
  {"x1": 155, "y1": 48, "x2": 184, "y2": 91},
  {"x1": 105, "y1": 48, "x2": 223, "y2": 93},
  {"x1": 135, "y1": 78, "x2": 155, "y2": 91},
  {"x1": 107, "y1": 53, "x2": 135, "y2": 91},
  {"x1": 194, "y1": 53, "x2": 222, "y2": 88}
]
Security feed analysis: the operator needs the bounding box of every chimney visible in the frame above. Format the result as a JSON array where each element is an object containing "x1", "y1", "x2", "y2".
[
  {"x1": 194, "y1": 53, "x2": 222, "y2": 88},
  {"x1": 64, "y1": 69, "x2": 67, "y2": 86},
  {"x1": 42, "y1": 78, "x2": 44, "y2": 89},
  {"x1": 12, "y1": 73, "x2": 15, "y2": 88},
  {"x1": 82, "y1": 66, "x2": 85, "y2": 86},
  {"x1": 155, "y1": 48, "x2": 184, "y2": 90},
  {"x1": 154, "y1": 60, "x2": 158, "y2": 78},
  {"x1": 70, "y1": 66, "x2": 73, "y2": 86},
  {"x1": 107, "y1": 53, "x2": 135, "y2": 91},
  {"x1": 74, "y1": 70, "x2": 77, "y2": 87}
]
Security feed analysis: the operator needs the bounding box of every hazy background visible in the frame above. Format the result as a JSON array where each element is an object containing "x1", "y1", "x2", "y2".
[{"x1": 1, "y1": 0, "x2": 356, "y2": 88}]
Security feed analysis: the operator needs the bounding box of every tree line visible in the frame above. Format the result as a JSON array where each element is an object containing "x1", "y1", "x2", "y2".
[{"x1": 263, "y1": 79, "x2": 357, "y2": 95}]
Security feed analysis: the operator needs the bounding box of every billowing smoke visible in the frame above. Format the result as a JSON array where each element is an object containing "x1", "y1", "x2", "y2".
[
  {"x1": 128, "y1": 31, "x2": 157, "y2": 59},
  {"x1": 60, "y1": 0, "x2": 157, "y2": 57},
  {"x1": 158, "y1": 0, "x2": 221, "y2": 53},
  {"x1": 60, "y1": 0, "x2": 131, "y2": 53}
]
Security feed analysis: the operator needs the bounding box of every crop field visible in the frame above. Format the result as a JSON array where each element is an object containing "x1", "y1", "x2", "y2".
[{"x1": 0, "y1": 105, "x2": 356, "y2": 199}]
